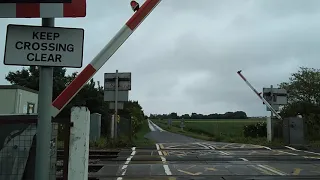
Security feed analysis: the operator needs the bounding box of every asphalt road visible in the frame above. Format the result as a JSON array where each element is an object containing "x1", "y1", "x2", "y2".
[{"x1": 93, "y1": 120, "x2": 320, "y2": 180}]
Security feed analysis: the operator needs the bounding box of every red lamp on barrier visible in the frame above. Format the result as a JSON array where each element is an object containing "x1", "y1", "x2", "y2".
[{"x1": 130, "y1": 0, "x2": 140, "y2": 12}]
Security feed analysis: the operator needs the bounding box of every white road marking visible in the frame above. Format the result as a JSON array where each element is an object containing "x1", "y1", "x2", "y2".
[
  {"x1": 257, "y1": 164, "x2": 287, "y2": 175},
  {"x1": 240, "y1": 156, "x2": 286, "y2": 175},
  {"x1": 304, "y1": 150, "x2": 320, "y2": 156},
  {"x1": 148, "y1": 120, "x2": 156, "y2": 131},
  {"x1": 196, "y1": 142, "x2": 209, "y2": 149},
  {"x1": 239, "y1": 158, "x2": 249, "y2": 161},
  {"x1": 208, "y1": 145, "x2": 215, "y2": 150},
  {"x1": 117, "y1": 146, "x2": 136, "y2": 180},
  {"x1": 219, "y1": 151, "x2": 231, "y2": 155},
  {"x1": 303, "y1": 156, "x2": 320, "y2": 160},
  {"x1": 276, "y1": 150, "x2": 298, "y2": 156},
  {"x1": 158, "y1": 150, "x2": 163, "y2": 156},
  {"x1": 262, "y1": 146, "x2": 272, "y2": 150},
  {"x1": 156, "y1": 143, "x2": 172, "y2": 175},
  {"x1": 285, "y1": 146, "x2": 299, "y2": 151},
  {"x1": 285, "y1": 145, "x2": 320, "y2": 156}
]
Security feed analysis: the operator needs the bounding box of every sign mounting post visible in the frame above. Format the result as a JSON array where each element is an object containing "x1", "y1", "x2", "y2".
[
  {"x1": 104, "y1": 71, "x2": 131, "y2": 139},
  {"x1": 34, "y1": 18, "x2": 54, "y2": 180},
  {"x1": 114, "y1": 70, "x2": 119, "y2": 139}
]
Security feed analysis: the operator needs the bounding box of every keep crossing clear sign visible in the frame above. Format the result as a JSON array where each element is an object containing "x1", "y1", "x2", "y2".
[{"x1": 4, "y1": 24, "x2": 84, "y2": 67}]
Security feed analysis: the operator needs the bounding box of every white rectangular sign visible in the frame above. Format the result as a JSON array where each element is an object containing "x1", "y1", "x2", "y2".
[
  {"x1": 263, "y1": 88, "x2": 287, "y2": 95},
  {"x1": 104, "y1": 91, "x2": 129, "y2": 102},
  {"x1": 105, "y1": 81, "x2": 131, "y2": 91},
  {"x1": 104, "y1": 72, "x2": 131, "y2": 79},
  {"x1": 109, "y1": 102, "x2": 124, "y2": 110},
  {"x1": 263, "y1": 87, "x2": 288, "y2": 105},
  {"x1": 4, "y1": 24, "x2": 84, "y2": 68},
  {"x1": 104, "y1": 72, "x2": 131, "y2": 91}
]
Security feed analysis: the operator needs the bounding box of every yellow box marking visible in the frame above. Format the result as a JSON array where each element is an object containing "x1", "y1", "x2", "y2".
[
  {"x1": 205, "y1": 167, "x2": 217, "y2": 171},
  {"x1": 178, "y1": 169, "x2": 202, "y2": 175},
  {"x1": 292, "y1": 168, "x2": 302, "y2": 175},
  {"x1": 262, "y1": 165, "x2": 287, "y2": 175},
  {"x1": 159, "y1": 144, "x2": 165, "y2": 149},
  {"x1": 162, "y1": 151, "x2": 168, "y2": 156}
]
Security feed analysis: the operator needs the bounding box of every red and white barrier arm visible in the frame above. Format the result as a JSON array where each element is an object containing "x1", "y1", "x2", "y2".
[
  {"x1": 237, "y1": 70, "x2": 282, "y2": 120},
  {"x1": 51, "y1": 0, "x2": 162, "y2": 117}
]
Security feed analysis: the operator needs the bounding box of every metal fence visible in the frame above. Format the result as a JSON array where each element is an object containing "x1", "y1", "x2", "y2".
[{"x1": 0, "y1": 114, "x2": 72, "y2": 180}]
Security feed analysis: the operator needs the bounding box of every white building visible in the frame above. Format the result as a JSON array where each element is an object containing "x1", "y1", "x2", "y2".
[{"x1": 0, "y1": 85, "x2": 38, "y2": 114}]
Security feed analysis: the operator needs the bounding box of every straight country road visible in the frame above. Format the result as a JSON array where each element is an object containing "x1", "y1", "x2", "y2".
[{"x1": 93, "y1": 120, "x2": 320, "y2": 180}]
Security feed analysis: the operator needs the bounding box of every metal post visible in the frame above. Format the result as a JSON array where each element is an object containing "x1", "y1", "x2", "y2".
[
  {"x1": 111, "y1": 115, "x2": 114, "y2": 138},
  {"x1": 270, "y1": 85, "x2": 274, "y2": 118},
  {"x1": 114, "y1": 70, "x2": 119, "y2": 139},
  {"x1": 35, "y1": 18, "x2": 54, "y2": 180},
  {"x1": 269, "y1": 85, "x2": 273, "y2": 141}
]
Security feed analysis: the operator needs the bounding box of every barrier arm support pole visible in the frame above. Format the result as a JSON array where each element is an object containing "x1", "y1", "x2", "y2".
[
  {"x1": 237, "y1": 70, "x2": 282, "y2": 120},
  {"x1": 51, "y1": 0, "x2": 162, "y2": 118}
]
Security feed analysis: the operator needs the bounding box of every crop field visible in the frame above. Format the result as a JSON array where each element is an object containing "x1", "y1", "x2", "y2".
[{"x1": 154, "y1": 119, "x2": 265, "y2": 142}]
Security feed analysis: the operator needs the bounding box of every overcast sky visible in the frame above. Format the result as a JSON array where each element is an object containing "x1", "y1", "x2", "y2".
[{"x1": 1, "y1": 0, "x2": 320, "y2": 116}]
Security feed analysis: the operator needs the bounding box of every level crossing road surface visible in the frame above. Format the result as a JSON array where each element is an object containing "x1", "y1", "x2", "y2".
[{"x1": 90, "y1": 120, "x2": 320, "y2": 180}]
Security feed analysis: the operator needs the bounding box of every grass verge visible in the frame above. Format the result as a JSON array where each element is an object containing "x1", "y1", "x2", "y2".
[{"x1": 132, "y1": 120, "x2": 155, "y2": 147}]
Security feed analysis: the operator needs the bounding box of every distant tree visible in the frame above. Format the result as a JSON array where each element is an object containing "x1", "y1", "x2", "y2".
[
  {"x1": 169, "y1": 112, "x2": 178, "y2": 119},
  {"x1": 149, "y1": 111, "x2": 248, "y2": 120},
  {"x1": 181, "y1": 114, "x2": 190, "y2": 119}
]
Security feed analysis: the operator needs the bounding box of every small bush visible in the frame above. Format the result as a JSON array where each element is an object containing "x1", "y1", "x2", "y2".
[
  {"x1": 89, "y1": 136, "x2": 132, "y2": 149},
  {"x1": 243, "y1": 122, "x2": 267, "y2": 138}
]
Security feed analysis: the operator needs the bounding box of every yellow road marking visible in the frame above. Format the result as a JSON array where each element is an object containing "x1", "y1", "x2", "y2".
[
  {"x1": 292, "y1": 168, "x2": 302, "y2": 175},
  {"x1": 221, "y1": 144, "x2": 231, "y2": 148},
  {"x1": 176, "y1": 153, "x2": 186, "y2": 156},
  {"x1": 168, "y1": 177, "x2": 177, "y2": 180},
  {"x1": 186, "y1": 165, "x2": 196, "y2": 170},
  {"x1": 205, "y1": 167, "x2": 217, "y2": 171},
  {"x1": 162, "y1": 151, "x2": 168, "y2": 156},
  {"x1": 159, "y1": 144, "x2": 165, "y2": 149},
  {"x1": 178, "y1": 169, "x2": 202, "y2": 175}
]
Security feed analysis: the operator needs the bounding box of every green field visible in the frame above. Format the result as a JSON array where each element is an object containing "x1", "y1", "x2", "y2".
[{"x1": 152, "y1": 119, "x2": 275, "y2": 144}]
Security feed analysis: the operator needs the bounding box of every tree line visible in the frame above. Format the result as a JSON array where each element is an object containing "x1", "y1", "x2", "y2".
[
  {"x1": 149, "y1": 111, "x2": 248, "y2": 119},
  {"x1": 279, "y1": 67, "x2": 320, "y2": 140},
  {"x1": 5, "y1": 67, "x2": 146, "y2": 138}
]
